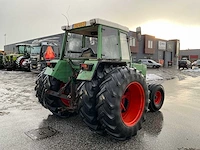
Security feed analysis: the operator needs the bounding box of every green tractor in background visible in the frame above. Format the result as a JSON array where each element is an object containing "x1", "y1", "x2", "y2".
[
  {"x1": 35, "y1": 18, "x2": 165, "y2": 140},
  {"x1": 3, "y1": 43, "x2": 31, "y2": 71},
  {"x1": 30, "y1": 38, "x2": 60, "y2": 73},
  {"x1": 0, "y1": 50, "x2": 5, "y2": 69}
]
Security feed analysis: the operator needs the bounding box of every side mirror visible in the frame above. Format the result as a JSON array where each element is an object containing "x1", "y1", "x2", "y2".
[{"x1": 136, "y1": 27, "x2": 142, "y2": 42}]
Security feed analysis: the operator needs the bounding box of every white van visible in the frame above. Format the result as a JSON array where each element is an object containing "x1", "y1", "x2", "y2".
[{"x1": 138, "y1": 59, "x2": 162, "y2": 68}]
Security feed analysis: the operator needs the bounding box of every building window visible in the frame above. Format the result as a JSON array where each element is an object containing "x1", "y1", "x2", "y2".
[
  {"x1": 129, "y1": 37, "x2": 135, "y2": 46},
  {"x1": 148, "y1": 40, "x2": 153, "y2": 49}
]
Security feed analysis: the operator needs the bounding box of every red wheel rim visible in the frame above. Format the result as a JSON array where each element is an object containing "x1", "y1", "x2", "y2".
[
  {"x1": 60, "y1": 83, "x2": 70, "y2": 106},
  {"x1": 154, "y1": 91, "x2": 162, "y2": 105},
  {"x1": 120, "y1": 82, "x2": 145, "y2": 127},
  {"x1": 20, "y1": 59, "x2": 24, "y2": 66}
]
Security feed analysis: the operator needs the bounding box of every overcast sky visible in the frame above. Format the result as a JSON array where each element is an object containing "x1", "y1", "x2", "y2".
[{"x1": 0, "y1": 0, "x2": 200, "y2": 50}]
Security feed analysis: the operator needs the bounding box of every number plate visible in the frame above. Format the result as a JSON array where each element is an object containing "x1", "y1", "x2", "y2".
[{"x1": 73, "y1": 21, "x2": 86, "y2": 29}]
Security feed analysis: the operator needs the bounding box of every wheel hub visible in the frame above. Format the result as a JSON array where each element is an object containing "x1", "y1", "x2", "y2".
[{"x1": 120, "y1": 82, "x2": 145, "y2": 127}]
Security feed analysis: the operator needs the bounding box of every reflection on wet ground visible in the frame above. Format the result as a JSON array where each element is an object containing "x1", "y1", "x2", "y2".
[{"x1": 143, "y1": 111, "x2": 163, "y2": 137}]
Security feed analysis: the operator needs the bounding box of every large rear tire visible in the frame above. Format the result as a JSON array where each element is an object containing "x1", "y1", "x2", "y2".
[
  {"x1": 43, "y1": 77, "x2": 73, "y2": 118},
  {"x1": 96, "y1": 67, "x2": 149, "y2": 140},
  {"x1": 78, "y1": 79, "x2": 103, "y2": 131},
  {"x1": 35, "y1": 68, "x2": 47, "y2": 104},
  {"x1": 78, "y1": 65, "x2": 115, "y2": 133},
  {"x1": 35, "y1": 70, "x2": 72, "y2": 118},
  {"x1": 148, "y1": 84, "x2": 165, "y2": 112}
]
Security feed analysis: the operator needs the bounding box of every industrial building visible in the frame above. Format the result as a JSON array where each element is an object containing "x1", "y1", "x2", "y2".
[
  {"x1": 180, "y1": 49, "x2": 200, "y2": 62},
  {"x1": 4, "y1": 33, "x2": 64, "y2": 54},
  {"x1": 4, "y1": 31, "x2": 180, "y2": 67},
  {"x1": 129, "y1": 31, "x2": 180, "y2": 67}
]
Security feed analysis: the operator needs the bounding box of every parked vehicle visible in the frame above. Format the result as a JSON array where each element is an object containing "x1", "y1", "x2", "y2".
[
  {"x1": 192, "y1": 59, "x2": 200, "y2": 67},
  {"x1": 35, "y1": 18, "x2": 165, "y2": 140},
  {"x1": 30, "y1": 38, "x2": 59, "y2": 73},
  {"x1": 3, "y1": 44, "x2": 31, "y2": 71},
  {"x1": 0, "y1": 50, "x2": 4, "y2": 68},
  {"x1": 138, "y1": 59, "x2": 162, "y2": 68},
  {"x1": 192, "y1": 60, "x2": 197, "y2": 66},
  {"x1": 178, "y1": 59, "x2": 192, "y2": 69}
]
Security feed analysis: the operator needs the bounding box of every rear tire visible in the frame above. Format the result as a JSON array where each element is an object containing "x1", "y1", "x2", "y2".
[
  {"x1": 35, "y1": 69, "x2": 72, "y2": 118},
  {"x1": 78, "y1": 65, "x2": 115, "y2": 133},
  {"x1": 78, "y1": 79, "x2": 103, "y2": 132},
  {"x1": 148, "y1": 84, "x2": 165, "y2": 112},
  {"x1": 35, "y1": 68, "x2": 47, "y2": 103},
  {"x1": 43, "y1": 77, "x2": 73, "y2": 118},
  {"x1": 96, "y1": 67, "x2": 148, "y2": 140}
]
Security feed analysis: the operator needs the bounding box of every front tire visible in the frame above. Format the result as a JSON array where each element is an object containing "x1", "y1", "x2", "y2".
[
  {"x1": 148, "y1": 84, "x2": 165, "y2": 112},
  {"x1": 96, "y1": 67, "x2": 148, "y2": 140}
]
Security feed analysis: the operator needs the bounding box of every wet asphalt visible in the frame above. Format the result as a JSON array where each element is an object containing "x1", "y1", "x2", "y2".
[{"x1": 0, "y1": 69, "x2": 200, "y2": 150}]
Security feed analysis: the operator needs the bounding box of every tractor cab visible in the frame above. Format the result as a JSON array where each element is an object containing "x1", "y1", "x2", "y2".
[
  {"x1": 30, "y1": 39, "x2": 59, "y2": 73},
  {"x1": 61, "y1": 19, "x2": 130, "y2": 62},
  {"x1": 16, "y1": 44, "x2": 32, "y2": 56}
]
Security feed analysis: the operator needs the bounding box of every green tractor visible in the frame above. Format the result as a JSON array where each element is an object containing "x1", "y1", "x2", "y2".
[
  {"x1": 3, "y1": 43, "x2": 31, "y2": 71},
  {"x1": 30, "y1": 38, "x2": 60, "y2": 73},
  {"x1": 35, "y1": 18, "x2": 165, "y2": 140},
  {"x1": 0, "y1": 50, "x2": 5, "y2": 69}
]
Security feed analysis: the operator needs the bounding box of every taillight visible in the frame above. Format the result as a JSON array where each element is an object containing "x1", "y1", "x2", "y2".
[
  {"x1": 47, "y1": 62, "x2": 51, "y2": 66},
  {"x1": 80, "y1": 63, "x2": 93, "y2": 71}
]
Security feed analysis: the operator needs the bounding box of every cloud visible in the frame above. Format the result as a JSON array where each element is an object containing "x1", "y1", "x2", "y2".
[{"x1": 0, "y1": 0, "x2": 200, "y2": 49}]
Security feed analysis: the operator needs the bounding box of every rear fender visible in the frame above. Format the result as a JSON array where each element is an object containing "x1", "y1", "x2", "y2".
[
  {"x1": 44, "y1": 60, "x2": 73, "y2": 83},
  {"x1": 131, "y1": 63, "x2": 147, "y2": 77},
  {"x1": 77, "y1": 60, "x2": 98, "y2": 81},
  {"x1": 77, "y1": 61, "x2": 127, "y2": 81}
]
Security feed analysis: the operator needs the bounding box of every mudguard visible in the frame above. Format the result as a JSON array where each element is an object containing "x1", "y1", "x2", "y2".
[
  {"x1": 44, "y1": 60, "x2": 73, "y2": 83},
  {"x1": 131, "y1": 63, "x2": 147, "y2": 77},
  {"x1": 77, "y1": 60, "x2": 98, "y2": 81}
]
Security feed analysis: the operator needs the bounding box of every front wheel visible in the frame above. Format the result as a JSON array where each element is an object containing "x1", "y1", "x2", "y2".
[
  {"x1": 148, "y1": 84, "x2": 165, "y2": 112},
  {"x1": 96, "y1": 67, "x2": 148, "y2": 140}
]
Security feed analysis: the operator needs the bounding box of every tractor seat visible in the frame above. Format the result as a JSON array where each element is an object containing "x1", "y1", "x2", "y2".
[{"x1": 81, "y1": 47, "x2": 96, "y2": 57}]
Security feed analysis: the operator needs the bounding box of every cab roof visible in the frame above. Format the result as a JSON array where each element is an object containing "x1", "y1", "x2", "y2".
[
  {"x1": 16, "y1": 43, "x2": 32, "y2": 46},
  {"x1": 61, "y1": 18, "x2": 129, "y2": 32}
]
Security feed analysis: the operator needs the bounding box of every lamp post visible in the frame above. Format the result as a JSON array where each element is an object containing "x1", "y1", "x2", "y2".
[{"x1": 4, "y1": 34, "x2": 6, "y2": 45}]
